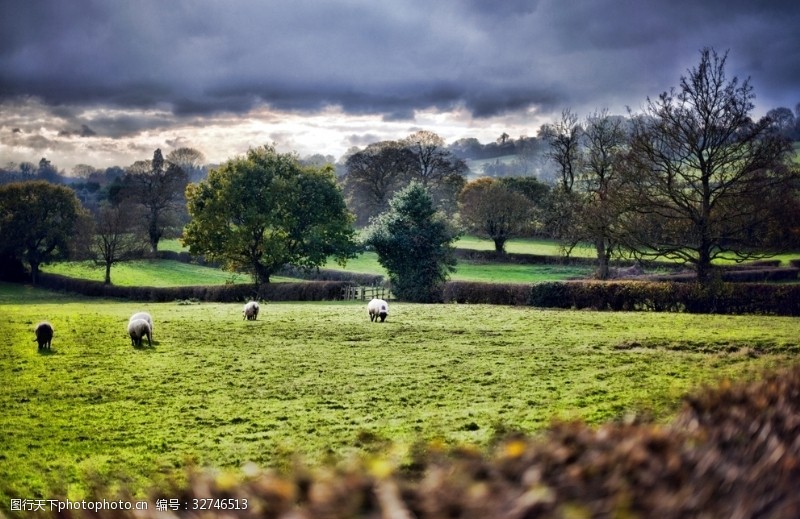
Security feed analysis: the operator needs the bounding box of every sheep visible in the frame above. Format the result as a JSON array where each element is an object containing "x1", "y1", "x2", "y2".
[
  {"x1": 367, "y1": 298, "x2": 389, "y2": 323},
  {"x1": 33, "y1": 321, "x2": 53, "y2": 350},
  {"x1": 129, "y1": 312, "x2": 153, "y2": 339},
  {"x1": 243, "y1": 301, "x2": 260, "y2": 321},
  {"x1": 128, "y1": 318, "x2": 152, "y2": 348}
]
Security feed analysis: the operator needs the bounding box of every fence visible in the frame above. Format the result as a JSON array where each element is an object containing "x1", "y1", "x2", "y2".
[{"x1": 342, "y1": 285, "x2": 392, "y2": 301}]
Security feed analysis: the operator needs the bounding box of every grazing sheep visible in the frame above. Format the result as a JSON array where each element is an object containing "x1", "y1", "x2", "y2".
[
  {"x1": 33, "y1": 322, "x2": 53, "y2": 350},
  {"x1": 129, "y1": 312, "x2": 153, "y2": 339},
  {"x1": 128, "y1": 318, "x2": 152, "y2": 348},
  {"x1": 367, "y1": 298, "x2": 389, "y2": 323},
  {"x1": 243, "y1": 301, "x2": 260, "y2": 321}
]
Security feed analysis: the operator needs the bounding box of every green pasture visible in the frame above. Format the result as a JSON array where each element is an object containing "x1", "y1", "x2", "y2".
[
  {"x1": 41, "y1": 260, "x2": 294, "y2": 286},
  {"x1": 2, "y1": 281, "x2": 799, "y2": 503},
  {"x1": 37, "y1": 236, "x2": 800, "y2": 293},
  {"x1": 325, "y1": 250, "x2": 594, "y2": 283}
]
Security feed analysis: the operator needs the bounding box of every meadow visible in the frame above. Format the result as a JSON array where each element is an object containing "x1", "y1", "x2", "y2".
[
  {"x1": 2, "y1": 281, "x2": 799, "y2": 504},
  {"x1": 41, "y1": 237, "x2": 597, "y2": 287},
  {"x1": 41, "y1": 260, "x2": 296, "y2": 286}
]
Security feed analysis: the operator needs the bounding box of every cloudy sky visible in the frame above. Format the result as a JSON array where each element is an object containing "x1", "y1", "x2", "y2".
[{"x1": 1, "y1": 0, "x2": 798, "y2": 172}]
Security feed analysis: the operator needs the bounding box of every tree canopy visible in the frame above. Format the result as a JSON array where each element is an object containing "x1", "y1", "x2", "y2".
[
  {"x1": 621, "y1": 48, "x2": 797, "y2": 282},
  {"x1": 363, "y1": 182, "x2": 460, "y2": 302},
  {"x1": 0, "y1": 181, "x2": 86, "y2": 284},
  {"x1": 458, "y1": 177, "x2": 535, "y2": 253},
  {"x1": 122, "y1": 149, "x2": 189, "y2": 252},
  {"x1": 183, "y1": 145, "x2": 357, "y2": 284}
]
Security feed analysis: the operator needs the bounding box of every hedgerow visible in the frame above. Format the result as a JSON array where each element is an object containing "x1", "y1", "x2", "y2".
[
  {"x1": 36, "y1": 273, "x2": 349, "y2": 302},
  {"x1": 443, "y1": 280, "x2": 800, "y2": 315}
]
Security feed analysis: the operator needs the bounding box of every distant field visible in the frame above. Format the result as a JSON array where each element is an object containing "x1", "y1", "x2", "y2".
[
  {"x1": 2, "y1": 281, "x2": 799, "y2": 503},
  {"x1": 41, "y1": 260, "x2": 295, "y2": 286},
  {"x1": 58, "y1": 238, "x2": 797, "y2": 289},
  {"x1": 156, "y1": 239, "x2": 187, "y2": 253},
  {"x1": 456, "y1": 236, "x2": 597, "y2": 258},
  {"x1": 326, "y1": 250, "x2": 593, "y2": 283}
]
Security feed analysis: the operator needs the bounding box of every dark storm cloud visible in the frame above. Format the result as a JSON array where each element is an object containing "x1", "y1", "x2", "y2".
[{"x1": 1, "y1": 0, "x2": 798, "y2": 132}]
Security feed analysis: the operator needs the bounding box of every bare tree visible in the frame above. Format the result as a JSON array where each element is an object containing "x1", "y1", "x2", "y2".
[
  {"x1": 622, "y1": 48, "x2": 796, "y2": 282},
  {"x1": 402, "y1": 130, "x2": 468, "y2": 188},
  {"x1": 342, "y1": 141, "x2": 415, "y2": 225},
  {"x1": 166, "y1": 147, "x2": 206, "y2": 182},
  {"x1": 87, "y1": 201, "x2": 147, "y2": 284},
  {"x1": 578, "y1": 110, "x2": 629, "y2": 279},
  {"x1": 401, "y1": 131, "x2": 468, "y2": 216},
  {"x1": 539, "y1": 109, "x2": 581, "y2": 192}
]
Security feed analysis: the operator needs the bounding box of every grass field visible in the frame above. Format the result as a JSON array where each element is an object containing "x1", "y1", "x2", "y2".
[
  {"x1": 325, "y1": 250, "x2": 594, "y2": 283},
  {"x1": 2, "y1": 281, "x2": 799, "y2": 503},
  {"x1": 41, "y1": 260, "x2": 295, "y2": 286},
  {"x1": 37, "y1": 235, "x2": 800, "y2": 292}
]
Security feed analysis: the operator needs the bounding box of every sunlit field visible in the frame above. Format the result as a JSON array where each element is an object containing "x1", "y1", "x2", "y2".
[
  {"x1": 2, "y1": 282, "x2": 799, "y2": 503},
  {"x1": 41, "y1": 260, "x2": 296, "y2": 286}
]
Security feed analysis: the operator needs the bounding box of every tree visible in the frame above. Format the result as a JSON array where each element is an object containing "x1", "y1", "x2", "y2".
[
  {"x1": 402, "y1": 130, "x2": 468, "y2": 215},
  {"x1": 342, "y1": 141, "x2": 415, "y2": 225},
  {"x1": 458, "y1": 178, "x2": 535, "y2": 253},
  {"x1": 122, "y1": 149, "x2": 189, "y2": 253},
  {"x1": 85, "y1": 201, "x2": 147, "y2": 284},
  {"x1": 0, "y1": 181, "x2": 86, "y2": 284},
  {"x1": 363, "y1": 182, "x2": 460, "y2": 302},
  {"x1": 183, "y1": 145, "x2": 357, "y2": 285},
  {"x1": 166, "y1": 147, "x2": 207, "y2": 183},
  {"x1": 576, "y1": 110, "x2": 630, "y2": 279},
  {"x1": 539, "y1": 109, "x2": 582, "y2": 192},
  {"x1": 621, "y1": 48, "x2": 796, "y2": 282}
]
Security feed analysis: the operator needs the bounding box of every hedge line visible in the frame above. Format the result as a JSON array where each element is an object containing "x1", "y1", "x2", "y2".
[
  {"x1": 277, "y1": 265, "x2": 385, "y2": 285},
  {"x1": 452, "y1": 248, "x2": 657, "y2": 267},
  {"x1": 646, "y1": 267, "x2": 799, "y2": 283},
  {"x1": 443, "y1": 280, "x2": 800, "y2": 315},
  {"x1": 36, "y1": 273, "x2": 349, "y2": 302},
  {"x1": 30, "y1": 274, "x2": 800, "y2": 315},
  {"x1": 155, "y1": 250, "x2": 386, "y2": 285}
]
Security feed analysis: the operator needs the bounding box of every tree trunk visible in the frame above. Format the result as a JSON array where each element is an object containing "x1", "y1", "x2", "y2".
[
  {"x1": 595, "y1": 239, "x2": 609, "y2": 280},
  {"x1": 253, "y1": 262, "x2": 272, "y2": 285},
  {"x1": 696, "y1": 249, "x2": 712, "y2": 284},
  {"x1": 104, "y1": 262, "x2": 112, "y2": 284},
  {"x1": 148, "y1": 216, "x2": 160, "y2": 254},
  {"x1": 29, "y1": 261, "x2": 40, "y2": 285},
  {"x1": 493, "y1": 237, "x2": 507, "y2": 254}
]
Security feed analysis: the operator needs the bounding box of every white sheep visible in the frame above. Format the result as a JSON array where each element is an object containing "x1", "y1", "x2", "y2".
[
  {"x1": 129, "y1": 312, "x2": 153, "y2": 339},
  {"x1": 128, "y1": 318, "x2": 152, "y2": 348},
  {"x1": 243, "y1": 301, "x2": 260, "y2": 321},
  {"x1": 367, "y1": 298, "x2": 389, "y2": 323},
  {"x1": 33, "y1": 321, "x2": 54, "y2": 350}
]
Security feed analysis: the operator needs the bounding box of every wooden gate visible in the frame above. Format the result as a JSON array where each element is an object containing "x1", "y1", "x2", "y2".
[{"x1": 342, "y1": 285, "x2": 392, "y2": 301}]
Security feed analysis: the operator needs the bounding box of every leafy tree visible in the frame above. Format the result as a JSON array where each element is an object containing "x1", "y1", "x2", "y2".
[
  {"x1": 363, "y1": 182, "x2": 460, "y2": 302},
  {"x1": 497, "y1": 176, "x2": 551, "y2": 208},
  {"x1": 183, "y1": 145, "x2": 357, "y2": 285},
  {"x1": 85, "y1": 201, "x2": 147, "y2": 284},
  {"x1": 122, "y1": 149, "x2": 189, "y2": 252},
  {"x1": 0, "y1": 181, "x2": 86, "y2": 284},
  {"x1": 621, "y1": 48, "x2": 796, "y2": 282},
  {"x1": 342, "y1": 141, "x2": 415, "y2": 225},
  {"x1": 458, "y1": 177, "x2": 535, "y2": 253}
]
